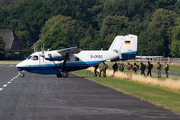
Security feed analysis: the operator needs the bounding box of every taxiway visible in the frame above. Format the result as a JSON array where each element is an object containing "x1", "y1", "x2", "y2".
[{"x1": 0, "y1": 66, "x2": 180, "y2": 120}]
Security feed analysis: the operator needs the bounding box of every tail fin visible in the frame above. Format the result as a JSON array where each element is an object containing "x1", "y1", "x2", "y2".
[{"x1": 109, "y1": 34, "x2": 137, "y2": 61}]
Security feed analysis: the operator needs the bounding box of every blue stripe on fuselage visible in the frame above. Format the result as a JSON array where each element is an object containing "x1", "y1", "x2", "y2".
[
  {"x1": 111, "y1": 51, "x2": 137, "y2": 61},
  {"x1": 17, "y1": 60, "x2": 104, "y2": 74}
]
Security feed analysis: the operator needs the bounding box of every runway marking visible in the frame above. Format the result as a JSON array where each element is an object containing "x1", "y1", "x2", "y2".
[{"x1": 0, "y1": 74, "x2": 19, "y2": 92}]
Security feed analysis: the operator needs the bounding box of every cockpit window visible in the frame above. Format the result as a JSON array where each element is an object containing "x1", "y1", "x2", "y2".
[
  {"x1": 27, "y1": 56, "x2": 32, "y2": 59},
  {"x1": 31, "y1": 55, "x2": 38, "y2": 60},
  {"x1": 75, "y1": 57, "x2": 79, "y2": 61}
]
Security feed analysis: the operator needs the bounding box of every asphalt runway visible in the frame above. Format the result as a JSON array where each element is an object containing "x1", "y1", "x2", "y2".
[{"x1": 0, "y1": 66, "x2": 180, "y2": 120}]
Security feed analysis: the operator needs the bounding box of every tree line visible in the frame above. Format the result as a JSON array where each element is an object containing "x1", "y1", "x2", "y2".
[{"x1": 0, "y1": 0, "x2": 180, "y2": 57}]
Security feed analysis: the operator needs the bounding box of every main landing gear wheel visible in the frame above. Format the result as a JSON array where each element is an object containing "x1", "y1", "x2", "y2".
[
  {"x1": 18, "y1": 71, "x2": 25, "y2": 78},
  {"x1": 56, "y1": 73, "x2": 62, "y2": 78},
  {"x1": 62, "y1": 72, "x2": 68, "y2": 78}
]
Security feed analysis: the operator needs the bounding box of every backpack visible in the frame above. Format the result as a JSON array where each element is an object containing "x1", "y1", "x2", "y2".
[
  {"x1": 143, "y1": 65, "x2": 146, "y2": 70},
  {"x1": 134, "y1": 65, "x2": 139, "y2": 71},
  {"x1": 165, "y1": 64, "x2": 169, "y2": 70},
  {"x1": 130, "y1": 64, "x2": 133, "y2": 69},
  {"x1": 150, "y1": 64, "x2": 153, "y2": 69},
  {"x1": 119, "y1": 64, "x2": 124, "y2": 71}
]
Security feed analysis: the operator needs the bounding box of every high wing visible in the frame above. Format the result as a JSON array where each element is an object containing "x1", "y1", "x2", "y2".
[
  {"x1": 57, "y1": 46, "x2": 84, "y2": 72},
  {"x1": 57, "y1": 46, "x2": 84, "y2": 56}
]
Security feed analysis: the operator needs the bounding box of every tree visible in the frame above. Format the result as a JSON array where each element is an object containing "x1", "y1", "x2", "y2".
[
  {"x1": 15, "y1": 30, "x2": 30, "y2": 49},
  {"x1": 100, "y1": 15, "x2": 129, "y2": 38},
  {"x1": 147, "y1": 8, "x2": 177, "y2": 56},
  {"x1": 40, "y1": 14, "x2": 84, "y2": 47},
  {"x1": 138, "y1": 27, "x2": 165, "y2": 56},
  {"x1": 170, "y1": 17, "x2": 180, "y2": 57},
  {"x1": 0, "y1": 34, "x2": 5, "y2": 52},
  {"x1": 38, "y1": 23, "x2": 68, "y2": 50}
]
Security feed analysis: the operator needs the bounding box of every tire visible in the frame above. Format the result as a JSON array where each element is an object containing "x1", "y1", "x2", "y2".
[
  {"x1": 18, "y1": 71, "x2": 25, "y2": 78},
  {"x1": 56, "y1": 73, "x2": 62, "y2": 78},
  {"x1": 62, "y1": 72, "x2": 68, "y2": 78}
]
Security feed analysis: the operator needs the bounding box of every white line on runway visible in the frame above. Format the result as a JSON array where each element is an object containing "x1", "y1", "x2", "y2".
[{"x1": 0, "y1": 74, "x2": 19, "y2": 92}]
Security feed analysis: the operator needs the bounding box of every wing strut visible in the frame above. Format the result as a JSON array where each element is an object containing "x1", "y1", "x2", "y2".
[{"x1": 61, "y1": 53, "x2": 69, "y2": 71}]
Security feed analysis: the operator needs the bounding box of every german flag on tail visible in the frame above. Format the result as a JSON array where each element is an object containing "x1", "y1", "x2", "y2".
[{"x1": 125, "y1": 41, "x2": 130, "y2": 44}]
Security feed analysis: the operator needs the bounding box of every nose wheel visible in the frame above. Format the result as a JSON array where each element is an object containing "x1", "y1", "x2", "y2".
[{"x1": 18, "y1": 71, "x2": 25, "y2": 78}]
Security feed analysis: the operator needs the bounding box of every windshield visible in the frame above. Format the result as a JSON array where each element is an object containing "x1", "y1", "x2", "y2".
[
  {"x1": 31, "y1": 55, "x2": 38, "y2": 60},
  {"x1": 27, "y1": 56, "x2": 32, "y2": 60}
]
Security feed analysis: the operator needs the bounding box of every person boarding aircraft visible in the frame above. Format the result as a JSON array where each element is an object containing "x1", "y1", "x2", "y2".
[{"x1": 16, "y1": 34, "x2": 138, "y2": 78}]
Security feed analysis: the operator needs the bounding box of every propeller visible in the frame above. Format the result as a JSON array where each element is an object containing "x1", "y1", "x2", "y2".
[{"x1": 40, "y1": 43, "x2": 45, "y2": 62}]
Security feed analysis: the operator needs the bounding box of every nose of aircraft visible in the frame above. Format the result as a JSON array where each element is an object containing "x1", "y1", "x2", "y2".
[{"x1": 16, "y1": 61, "x2": 25, "y2": 68}]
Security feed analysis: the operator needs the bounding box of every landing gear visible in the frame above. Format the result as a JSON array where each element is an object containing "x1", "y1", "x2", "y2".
[
  {"x1": 18, "y1": 71, "x2": 25, "y2": 78},
  {"x1": 56, "y1": 72, "x2": 68, "y2": 78},
  {"x1": 62, "y1": 71, "x2": 68, "y2": 78},
  {"x1": 56, "y1": 52, "x2": 69, "y2": 78},
  {"x1": 56, "y1": 73, "x2": 62, "y2": 78}
]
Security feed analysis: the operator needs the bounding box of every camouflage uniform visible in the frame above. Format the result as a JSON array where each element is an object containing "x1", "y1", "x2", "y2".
[
  {"x1": 156, "y1": 62, "x2": 162, "y2": 78},
  {"x1": 165, "y1": 62, "x2": 169, "y2": 78},
  {"x1": 99, "y1": 62, "x2": 108, "y2": 77},
  {"x1": 133, "y1": 63, "x2": 138, "y2": 74},
  {"x1": 127, "y1": 63, "x2": 132, "y2": 79},
  {"x1": 118, "y1": 63, "x2": 124, "y2": 72}
]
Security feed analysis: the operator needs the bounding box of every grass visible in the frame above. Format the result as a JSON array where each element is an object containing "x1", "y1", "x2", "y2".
[
  {"x1": 73, "y1": 69, "x2": 180, "y2": 113},
  {"x1": 0, "y1": 60, "x2": 22, "y2": 64}
]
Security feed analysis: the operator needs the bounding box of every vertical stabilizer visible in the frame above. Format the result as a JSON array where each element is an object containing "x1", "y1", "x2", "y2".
[
  {"x1": 109, "y1": 34, "x2": 137, "y2": 61},
  {"x1": 120, "y1": 34, "x2": 137, "y2": 60}
]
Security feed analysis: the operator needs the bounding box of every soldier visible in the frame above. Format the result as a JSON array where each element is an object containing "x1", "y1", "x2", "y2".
[
  {"x1": 93, "y1": 64, "x2": 99, "y2": 77},
  {"x1": 133, "y1": 63, "x2": 138, "y2": 74},
  {"x1": 127, "y1": 62, "x2": 132, "y2": 79},
  {"x1": 118, "y1": 63, "x2": 124, "y2": 72},
  {"x1": 147, "y1": 61, "x2": 153, "y2": 77},
  {"x1": 99, "y1": 62, "x2": 108, "y2": 77},
  {"x1": 164, "y1": 62, "x2": 169, "y2": 78},
  {"x1": 140, "y1": 62, "x2": 146, "y2": 76},
  {"x1": 156, "y1": 62, "x2": 162, "y2": 78},
  {"x1": 112, "y1": 62, "x2": 118, "y2": 76}
]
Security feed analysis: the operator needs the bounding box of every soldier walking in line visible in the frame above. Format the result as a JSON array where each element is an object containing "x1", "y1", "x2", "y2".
[
  {"x1": 99, "y1": 62, "x2": 108, "y2": 77},
  {"x1": 147, "y1": 61, "x2": 153, "y2": 77},
  {"x1": 156, "y1": 62, "x2": 162, "y2": 78},
  {"x1": 112, "y1": 62, "x2": 118, "y2": 77},
  {"x1": 127, "y1": 62, "x2": 132, "y2": 79},
  {"x1": 140, "y1": 62, "x2": 146, "y2": 76},
  {"x1": 164, "y1": 62, "x2": 169, "y2": 78},
  {"x1": 93, "y1": 64, "x2": 99, "y2": 77},
  {"x1": 133, "y1": 63, "x2": 138, "y2": 74},
  {"x1": 118, "y1": 63, "x2": 124, "y2": 72}
]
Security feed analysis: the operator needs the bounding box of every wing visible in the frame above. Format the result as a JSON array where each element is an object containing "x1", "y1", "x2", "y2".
[{"x1": 57, "y1": 46, "x2": 84, "y2": 56}]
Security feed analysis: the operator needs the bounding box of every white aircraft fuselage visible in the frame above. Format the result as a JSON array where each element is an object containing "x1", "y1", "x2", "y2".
[{"x1": 16, "y1": 34, "x2": 138, "y2": 78}]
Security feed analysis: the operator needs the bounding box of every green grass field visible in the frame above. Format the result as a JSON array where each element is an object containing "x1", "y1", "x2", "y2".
[{"x1": 73, "y1": 69, "x2": 180, "y2": 113}]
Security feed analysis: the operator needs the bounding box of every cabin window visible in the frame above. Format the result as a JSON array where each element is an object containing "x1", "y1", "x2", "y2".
[
  {"x1": 75, "y1": 57, "x2": 79, "y2": 61},
  {"x1": 27, "y1": 56, "x2": 32, "y2": 59},
  {"x1": 32, "y1": 55, "x2": 38, "y2": 60}
]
